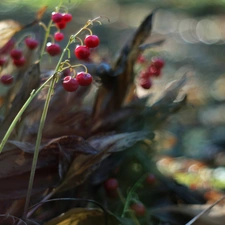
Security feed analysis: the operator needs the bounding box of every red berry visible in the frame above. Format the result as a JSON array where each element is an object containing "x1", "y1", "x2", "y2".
[
  {"x1": 25, "y1": 38, "x2": 39, "y2": 50},
  {"x1": 51, "y1": 12, "x2": 63, "y2": 23},
  {"x1": 46, "y1": 43, "x2": 61, "y2": 56},
  {"x1": 74, "y1": 45, "x2": 90, "y2": 60},
  {"x1": 148, "y1": 64, "x2": 161, "y2": 77},
  {"x1": 10, "y1": 49, "x2": 23, "y2": 60},
  {"x1": 56, "y1": 21, "x2": 67, "y2": 29},
  {"x1": 137, "y1": 55, "x2": 146, "y2": 64},
  {"x1": 84, "y1": 35, "x2": 100, "y2": 48},
  {"x1": 139, "y1": 78, "x2": 152, "y2": 89},
  {"x1": 62, "y1": 76, "x2": 79, "y2": 92},
  {"x1": 104, "y1": 178, "x2": 118, "y2": 192},
  {"x1": 76, "y1": 72, "x2": 92, "y2": 86},
  {"x1": 151, "y1": 57, "x2": 165, "y2": 69},
  {"x1": 54, "y1": 32, "x2": 64, "y2": 42},
  {"x1": 146, "y1": 174, "x2": 156, "y2": 185},
  {"x1": 62, "y1": 13, "x2": 72, "y2": 23},
  {"x1": 130, "y1": 203, "x2": 146, "y2": 217},
  {"x1": 13, "y1": 56, "x2": 26, "y2": 67},
  {"x1": 0, "y1": 74, "x2": 13, "y2": 85},
  {"x1": 139, "y1": 71, "x2": 151, "y2": 79},
  {"x1": 0, "y1": 39, "x2": 15, "y2": 55},
  {"x1": 0, "y1": 57, "x2": 7, "y2": 66}
]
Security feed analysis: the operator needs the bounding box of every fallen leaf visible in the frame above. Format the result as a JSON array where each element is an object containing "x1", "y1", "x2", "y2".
[{"x1": 0, "y1": 20, "x2": 22, "y2": 48}]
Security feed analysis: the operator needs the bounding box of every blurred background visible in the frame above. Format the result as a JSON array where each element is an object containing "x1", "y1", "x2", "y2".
[{"x1": 1, "y1": 0, "x2": 225, "y2": 189}]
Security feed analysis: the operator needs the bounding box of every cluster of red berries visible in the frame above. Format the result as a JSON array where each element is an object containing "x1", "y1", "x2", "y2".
[
  {"x1": 51, "y1": 12, "x2": 72, "y2": 30},
  {"x1": 62, "y1": 70, "x2": 93, "y2": 92},
  {"x1": 74, "y1": 34, "x2": 100, "y2": 61},
  {"x1": 45, "y1": 12, "x2": 73, "y2": 56},
  {"x1": 0, "y1": 37, "x2": 39, "y2": 85},
  {"x1": 137, "y1": 56, "x2": 165, "y2": 90}
]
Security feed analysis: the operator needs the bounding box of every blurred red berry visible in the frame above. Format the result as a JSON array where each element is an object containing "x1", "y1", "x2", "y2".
[
  {"x1": 10, "y1": 49, "x2": 23, "y2": 60},
  {"x1": 0, "y1": 57, "x2": 7, "y2": 66},
  {"x1": 137, "y1": 55, "x2": 146, "y2": 63},
  {"x1": 25, "y1": 38, "x2": 39, "y2": 50},
  {"x1": 76, "y1": 72, "x2": 93, "y2": 86},
  {"x1": 104, "y1": 178, "x2": 118, "y2": 192},
  {"x1": 139, "y1": 71, "x2": 151, "y2": 79},
  {"x1": 62, "y1": 76, "x2": 79, "y2": 92},
  {"x1": 54, "y1": 32, "x2": 64, "y2": 42},
  {"x1": 62, "y1": 13, "x2": 72, "y2": 23},
  {"x1": 46, "y1": 43, "x2": 61, "y2": 56},
  {"x1": 0, "y1": 74, "x2": 13, "y2": 85},
  {"x1": 139, "y1": 78, "x2": 152, "y2": 89},
  {"x1": 13, "y1": 56, "x2": 26, "y2": 67},
  {"x1": 130, "y1": 203, "x2": 146, "y2": 217},
  {"x1": 148, "y1": 64, "x2": 161, "y2": 77},
  {"x1": 146, "y1": 173, "x2": 156, "y2": 185},
  {"x1": 74, "y1": 45, "x2": 90, "y2": 60},
  {"x1": 56, "y1": 21, "x2": 67, "y2": 29},
  {"x1": 0, "y1": 39, "x2": 15, "y2": 55},
  {"x1": 151, "y1": 57, "x2": 165, "y2": 69},
  {"x1": 84, "y1": 35, "x2": 100, "y2": 48},
  {"x1": 51, "y1": 12, "x2": 63, "y2": 23}
]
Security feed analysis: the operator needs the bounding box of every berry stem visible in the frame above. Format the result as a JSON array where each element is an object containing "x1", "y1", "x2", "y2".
[
  {"x1": 39, "y1": 20, "x2": 53, "y2": 60},
  {"x1": 22, "y1": 74, "x2": 57, "y2": 218},
  {"x1": 117, "y1": 189, "x2": 140, "y2": 225},
  {"x1": 121, "y1": 174, "x2": 147, "y2": 218},
  {"x1": 23, "y1": 40, "x2": 71, "y2": 218}
]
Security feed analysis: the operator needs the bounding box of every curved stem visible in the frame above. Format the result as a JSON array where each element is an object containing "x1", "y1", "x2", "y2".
[{"x1": 121, "y1": 174, "x2": 147, "y2": 218}]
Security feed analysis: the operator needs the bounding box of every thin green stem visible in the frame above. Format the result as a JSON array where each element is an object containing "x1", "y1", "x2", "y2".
[
  {"x1": 121, "y1": 174, "x2": 147, "y2": 218},
  {"x1": 0, "y1": 90, "x2": 34, "y2": 152},
  {"x1": 23, "y1": 38, "x2": 73, "y2": 218},
  {"x1": 39, "y1": 20, "x2": 53, "y2": 60},
  {"x1": 0, "y1": 74, "x2": 56, "y2": 153},
  {"x1": 22, "y1": 74, "x2": 57, "y2": 218},
  {"x1": 118, "y1": 189, "x2": 140, "y2": 225}
]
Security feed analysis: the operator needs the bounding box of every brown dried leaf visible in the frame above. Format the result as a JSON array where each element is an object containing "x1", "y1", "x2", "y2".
[
  {"x1": 36, "y1": 6, "x2": 48, "y2": 20},
  {"x1": 55, "y1": 151, "x2": 107, "y2": 193},
  {"x1": 88, "y1": 131, "x2": 153, "y2": 153},
  {"x1": 44, "y1": 208, "x2": 127, "y2": 225},
  {"x1": 0, "y1": 135, "x2": 97, "y2": 200},
  {"x1": 93, "y1": 11, "x2": 155, "y2": 118},
  {"x1": 0, "y1": 20, "x2": 22, "y2": 48}
]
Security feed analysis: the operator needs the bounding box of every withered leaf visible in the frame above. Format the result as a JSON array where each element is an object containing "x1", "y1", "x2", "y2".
[
  {"x1": 36, "y1": 6, "x2": 48, "y2": 21},
  {"x1": 0, "y1": 135, "x2": 97, "y2": 200},
  {"x1": 55, "y1": 151, "x2": 107, "y2": 193},
  {"x1": 0, "y1": 20, "x2": 22, "y2": 49},
  {"x1": 44, "y1": 208, "x2": 128, "y2": 225},
  {"x1": 152, "y1": 76, "x2": 187, "y2": 106},
  {"x1": 88, "y1": 131, "x2": 154, "y2": 153},
  {"x1": 93, "y1": 11, "x2": 155, "y2": 118}
]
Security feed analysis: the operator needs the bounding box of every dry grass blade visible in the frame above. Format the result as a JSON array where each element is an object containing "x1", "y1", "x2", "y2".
[{"x1": 185, "y1": 196, "x2": 225, "y2": 225}]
